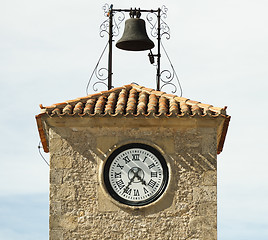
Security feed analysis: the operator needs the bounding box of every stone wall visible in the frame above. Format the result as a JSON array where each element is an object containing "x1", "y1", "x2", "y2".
[{"x1": 48, "y1": 120, "x2": 217, "y2": 240}]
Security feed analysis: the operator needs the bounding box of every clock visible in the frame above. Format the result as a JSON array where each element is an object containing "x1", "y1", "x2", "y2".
[{"x1": 103, "y1": 143, "x2": 169, "y2": 206}]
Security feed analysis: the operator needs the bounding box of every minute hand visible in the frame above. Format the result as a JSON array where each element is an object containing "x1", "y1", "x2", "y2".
[
  {"x1": 124, "y1": 169, "x2": 136, "y2": 190},
  {"x1": 134, "y1": 170, "x2": 146, "y2": 185}
]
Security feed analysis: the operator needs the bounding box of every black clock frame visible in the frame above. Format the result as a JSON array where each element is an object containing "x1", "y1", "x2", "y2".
[{"x1": 103, "y1": 143, "x2": 169, "y2": 206}]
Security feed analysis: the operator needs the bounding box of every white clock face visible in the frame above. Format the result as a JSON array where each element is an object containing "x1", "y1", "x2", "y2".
[{"x1": 104, "y1": 144, "x2": 168, "y2": 206}]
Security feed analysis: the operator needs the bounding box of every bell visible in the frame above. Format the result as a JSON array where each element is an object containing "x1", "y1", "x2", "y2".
[{"x1": 116, "y1": 18, "x2": 155, "y2": 51}]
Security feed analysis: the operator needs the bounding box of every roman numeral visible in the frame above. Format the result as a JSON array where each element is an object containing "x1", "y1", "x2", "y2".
[
  {"x1": 134, "y1": 189, "x2": 140, "y2": 196},
  {"x1": 148, "y1": 163, "x2": 155, "y2": 169},
  {"x1": 123, "y1": 156, "x2": 131, "y2": 164},
  {"x1": 132, "y1": 154, "x2": 140, "y2": 161},
  {"x1": 151, "y1": 172, "x2": 157, "y2": 178},
  {"x1": 114, "y1": 172, "x2": 121, "y2": 178},
  {"x1": 116, "y1": 179, "x2": 125, "y2": 190},
  {"x1": 123, "y1": 186, "x2": 132, "y2": 195},
  {"x1": 148, "y1": 179, "x2": 157, "y2": 188},
  {"x1": 116, "y1": 163, "x2": 124, "y2": 169},
  {"x1": 143, "y1": 156, "x2": 147, "y2": 162},
  {"x1": 143, "y1": 187, "x2": 149, "y2": 194}
]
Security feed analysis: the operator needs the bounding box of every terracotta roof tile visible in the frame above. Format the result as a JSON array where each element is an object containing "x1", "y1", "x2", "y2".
[
  {"x1": 105, "y1": 92, "x2": 117, "y2": 114},
  {"x1": 158, "y1": 96, "x2": 169, "y2": 115},
  {"x1": 84, "y1": 98, "x2": 96, "y2": 114},
  {"x1": 73, "y1": 102, "x2": 83, "y2": 114},
  {"x1": 169, "y1": 98, "x2": 179, "y2": 115},
  {"x1": 95, "y1": 96, "x2": 107, "y2": 114},
  {"x1": 137, "y1": 91, "x2": 148, "y2": 115},
  {"x1": 36, "y1": 83, "x2": 230, "y2": 153},
  {"x1": 148, "y1": 94, "x2": 158, "y2": 114},
  {"x1": 180, "y1": 102, "x2": 191, "y2": 115},
  {"x1": 38, "y1": 83, "x2": 229, "y2": 118},
  {"x1": 115, "y1": 88, "x2": 128, "y2": 114},
  {"x1": 63, "y1": 104, "x2": 72, "y2": 114},
  {"x1": 126, "y1": 88, "x2": 138, "y2": 114}
]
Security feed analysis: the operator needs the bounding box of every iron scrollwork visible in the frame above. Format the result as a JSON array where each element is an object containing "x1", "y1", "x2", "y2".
[
  {"x1": 160, "y1": 68, "x2": 177, "y2": 94},
  {"x1": 160, "y1": 41, "x2": 183, "y2": 96},
  {"x1": 99, "y1": 4, "x2": 110, "y2": 37},
  {"x1": 87, "y1": 4, "x2": 182, "y2": 96},
  {"x1": 146, "y1": 11, "x2": 158, "y2": 38},
  {"x1": 88, "y1": 4, "x2": 126, "y2": 93},
  {"x1": 147, "y1": 6, "x2": 178, "y2": 93},
  {"x1": 99, "y1": 4, "x2": 125, "y2": 38},
  {"x1": 146, "y1": 5, "x2": 170, "y2": 39},
  {"x1": 86, "y1": 41, "x2": 109, "y2": 94},
  {"x1": 92, "y1": 67, "x2": 109, "y2": 92}
]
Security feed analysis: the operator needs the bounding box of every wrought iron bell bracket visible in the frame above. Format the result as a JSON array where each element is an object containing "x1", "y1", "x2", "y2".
[
  {"x1": 129, "y1": 8, "x2": 141, "y2": 18},
  {"x1": 105, "y1": 5, "x2": 164, "y2": 91},
  {"x1": 87, "y1": 4, "x2": 183, "y2": 95}
]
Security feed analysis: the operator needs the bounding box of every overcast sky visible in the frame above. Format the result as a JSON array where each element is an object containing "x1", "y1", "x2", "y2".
[{"x1": 1, "y1": 0, "x2": 268, "y2": 239}]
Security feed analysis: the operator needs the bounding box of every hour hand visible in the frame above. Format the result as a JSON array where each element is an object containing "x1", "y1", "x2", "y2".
[{"x1": 134, "y1": 169, "x2": 146, "y2": 185}]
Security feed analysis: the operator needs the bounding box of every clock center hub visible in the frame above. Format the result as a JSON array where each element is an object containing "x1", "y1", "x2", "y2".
[{"x1": 128, "y1": 167, "x2": 145, "y2": 183}]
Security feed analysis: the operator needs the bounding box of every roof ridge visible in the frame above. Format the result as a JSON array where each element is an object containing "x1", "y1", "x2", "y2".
[{"x1": 39, "y1": 83, "x2": 228, "y2": 118}]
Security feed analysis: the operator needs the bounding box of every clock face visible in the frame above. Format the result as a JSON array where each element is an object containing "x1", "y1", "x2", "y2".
[{"x1": 103, "y1": 143, "x2": 168, "y2": 206}]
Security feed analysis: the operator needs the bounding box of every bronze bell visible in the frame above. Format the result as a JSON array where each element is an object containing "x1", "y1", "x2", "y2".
[{"x1": 116, "y1": 18, "x2": 155, "y2": 51}]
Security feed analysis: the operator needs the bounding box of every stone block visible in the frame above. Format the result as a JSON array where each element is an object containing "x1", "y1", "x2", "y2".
[
  {"x1": 175, "y1": 129, "x2": 202, "y2": 154},
  {"x1": 54, "y1": 183, "x2": 76, "y2": 201},
  {"x1": 96, "y1": 136, "x2": 119, "y2": 154},
  {"x1": 50, "y1": 155, "x2": 73, "y2": 169},
  {"x1": 50, "y1": 201, "x2": 62, "y2": 215},
  {"x1": 193, "y1": 186, "x2": 217, "y2": 202},
  {"x1": 50, "y1": 169, "x2": 63, "y2": 184},
  {"x1": 49, "y1": 230, "x2": 63, "y2": 240},
  {"x1": 50, "y1": 215, "x2": 78, "y2": 231},
  {"x1": 202, "y1": 170, "x2": 217, "y2": 186},
  {"x1": 155, "y1": 137, "x2": 175, "y2": 154},
  {"x1": 200, "y1": 128, "x2": 217, "y2": 154},
  {"x1": 201, "y1": 216, "x2": 217, "y2": 240},
  {"x1": 49, "y1": 138, "x2": 64, "y2": 154},
  {"x1": 198, "y1": 202, "x2": 217, "y2": 216},
  {"x1": 97, "y1": 186, "x2": 120, "y2": 212}
]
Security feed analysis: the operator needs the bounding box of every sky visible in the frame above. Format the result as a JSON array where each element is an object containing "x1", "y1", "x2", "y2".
[{"x1": 1, "y1": 0, "x2": 268, "y2": 239}]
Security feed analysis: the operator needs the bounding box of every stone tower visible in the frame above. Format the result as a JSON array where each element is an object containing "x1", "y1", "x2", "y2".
[{"x1": 36, "y1": 83, "x2": 230, "y2": 239}]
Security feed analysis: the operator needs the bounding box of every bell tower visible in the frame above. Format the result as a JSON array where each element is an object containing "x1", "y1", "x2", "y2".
[
  {"x1": 36, "y1": 84, "x2": 230, "y2": 239},
  {"x1": 36, "y1": 5, "x2": 230, "y2": 240}
]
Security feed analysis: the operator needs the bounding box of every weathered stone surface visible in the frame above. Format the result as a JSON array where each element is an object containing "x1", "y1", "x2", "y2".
[
  {"x1": 50, "y1": 230, "x2": 63, "y2": 240},
  {"x1": 193, "y1": 186, "x2": 217, "y2": 202},
  {"x1": 48, "y1": 118, "x2": 218, "y2": 239},
  {"x1": 50, "y1": 156, "x2": 73, "y2": 169},
  {"x1": 202, "y1": 170, "x2": 217, "y2": 186}
]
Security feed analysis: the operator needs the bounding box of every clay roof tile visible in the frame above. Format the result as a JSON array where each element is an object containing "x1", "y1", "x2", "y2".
[
  {"x1": 36, "y1": 83, "x2": 230, "y2": 154},
  {"x1": 84, "y1": 98, "x2": 96, "y2": 114},
  {"x1": 115, "y1": 88, "x2": 128, "y2": 115},
  {"x1": 38, "y1": 83, "x2": 229, "y2": 118},
  {"x1": 137, "y1": 91, "x2": 148, "y2": 115},
  {"x1": 147, "y1": 94, "x2": 158, "y2": 114},
  {"x1": 62, "y1": 104, "x2": 73, "y2": 114},
  {"x1": 73, "y1": 102, "x2": 84, "y2": 114},
  {"x1": 105, "y1": 92, "x2": 117, "y2": 114},
  {"x1": 95, "y1": 96, "x2": 107, "y2": 114},
  {"x1": 158, "y1": 96, "x2": 169, "y2": 115}
]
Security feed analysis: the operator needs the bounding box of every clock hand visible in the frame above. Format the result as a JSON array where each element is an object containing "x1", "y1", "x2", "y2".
[
  {"x1": 136, "y1": 174, "x2": 146, "y2": 185},
  {"x1": 133, "y1": 168, "x2": 146, "y2": 185},
  {"x1": 124, "y1": 169, "x2": 136, "y2": 191},
  {"x1": 124, "y1": 168, "x2": 146, "y2": 193},
  {"x1": 136, "y1": 175, "x2": 146, "y2": 185}
]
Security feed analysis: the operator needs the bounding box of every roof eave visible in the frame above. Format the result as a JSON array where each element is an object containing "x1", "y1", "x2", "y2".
[
  {"x1": 35, "y1": 113, "x2": 49, "y2": 153},
  {"x1": 217, "y1": 115, "x2": 231, "y2": 154}
]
